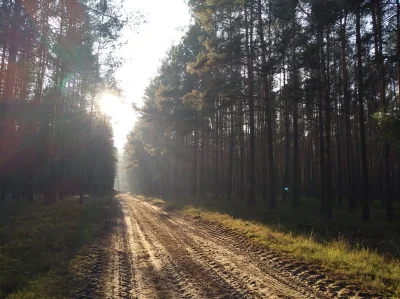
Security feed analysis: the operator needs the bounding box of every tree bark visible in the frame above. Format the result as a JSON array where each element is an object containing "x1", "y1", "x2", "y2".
[
  {"x1": 245, "y1": 3, "x2": 256, "y2": 206},
  {"x1": 291, "y1": 0, "x2": 299, "y2": 210},
  {"x1": 192, "y1": 113, "x2": 198, "y2": 196},
  {"x1": 356, "y1": 1, "x2": 370, "y2": 221},
  {"x1": 340, "y1": 13, "x2": 355, "y2": 212}
]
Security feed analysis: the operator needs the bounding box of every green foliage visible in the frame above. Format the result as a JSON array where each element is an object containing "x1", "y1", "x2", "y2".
[
  {"x1": 182, "y1": 90, "x2": 206, "y2": 110},
  {"x1": 372, "y1": 112, "x2": 400, "y2": 144},
  {"x1": 187, "y1": 52, "x2": 226, "y2": 74}
]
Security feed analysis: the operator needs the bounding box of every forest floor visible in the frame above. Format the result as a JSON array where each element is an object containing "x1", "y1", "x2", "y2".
[
  {"x1": 96, "y1": 193, "x2": 389, "y2": 299},
  {"x1": 0, "y1": 195, "x2": 113, "y2": 298}
]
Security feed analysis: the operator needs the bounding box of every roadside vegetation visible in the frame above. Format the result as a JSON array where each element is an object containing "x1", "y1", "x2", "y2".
[
  {"x1": 137, "y1": 194, "x2": 400, "y2": 297},
  {"x1": 0, "y1": 196, "x2": 111, "y2": 298}
]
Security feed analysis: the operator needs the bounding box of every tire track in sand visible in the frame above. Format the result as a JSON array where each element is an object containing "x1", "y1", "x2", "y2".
[{"x1": 106, "y1": 194, "x2": 381, "y2": 299}]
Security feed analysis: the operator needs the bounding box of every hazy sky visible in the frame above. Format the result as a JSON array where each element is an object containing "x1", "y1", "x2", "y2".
[{"x1": 106, "y1": 0, "x2": 191, "y2": 151}]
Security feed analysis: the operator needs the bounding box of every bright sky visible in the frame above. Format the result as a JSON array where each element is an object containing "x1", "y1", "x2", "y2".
[{"x1": 103, "y1": 0, "x2": 191, "y2": 151}]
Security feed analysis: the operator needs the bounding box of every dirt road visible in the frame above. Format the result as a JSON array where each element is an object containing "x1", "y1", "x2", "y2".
[{"x1": 101, "y1": 194, "x2": 378, "y2": 299}]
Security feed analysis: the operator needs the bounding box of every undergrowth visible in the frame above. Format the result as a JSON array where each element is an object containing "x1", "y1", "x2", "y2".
[
  {"x1": 136, "y1": 194, "x2": 400, "y2": 298},
  {"x1": 0, "y1": 195, "x2": 111, "y2": 298}
]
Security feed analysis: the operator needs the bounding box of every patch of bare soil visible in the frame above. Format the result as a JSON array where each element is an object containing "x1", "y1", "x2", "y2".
[
  {"x1": 103, "y1": 199, "x2": 137, "y2": 298},
  {"x1": 80, "y1": 194, "x2": 382, "y2": 298},
  {"x1": 70, "y1": 236, "x2": 108, "y2": 299}
]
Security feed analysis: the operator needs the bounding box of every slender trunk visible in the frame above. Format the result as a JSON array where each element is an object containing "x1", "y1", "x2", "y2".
[
  {"x1": 334, "y1": 42, "x2": 343, "y2": 206},
  {"x1": 4, "y1": 0, "x2": 22, "y2": 103},
  {"x1": 1, "y1": 1, "x2": 22, "y2": 194},
  {"x1": 200, "y1": 117, "x2": 206, "y2": 197},
  {"x1": 340, "y1": 13, "x2": 355, "y2": 212},
  {"x1": 245, "y1": 3, "x2": 256, "y2": 205},
  {"x1": 283, "y1": 58, "x2": 290, "y2": 201},
  {"x1": 318, "y1": 31, "x2": 325, "y2": 214},
  {"x1": 0, "y1": 43, "x2": 7, "y2": 96},
  {"x1": 175, "y1": 136, "x2": 180, "y2": 197},
  {"x1": 374, "y1": 0, "x2": 393, "y2": 220},
  {"x1": 356, "y1": 1, "x2": 370, "y2": 221},
  {"x1": 292, "y1": 0, "x2": 299, "y2": 210},
  {"x1": 215, "y1": 106, "x2": 219, "y2": 200},
  {"x1": 192, "y1": 113, "x2": 198, "y2": 196},
  {"x1": 397, "y1": 0, "x2": 400, "y2": 105},
  {"x1": 324, "y1": 28, "x2": 333, "y2": 219},
  {"x1": 293, "y1": 95, "x2": 299, "y2": 210},
  {"x1": 228, "y1": 107, "x2": 234, "y2": 200},
  {"x1": 257, "y1": 0, "x2": 276, "y2": 208},
  {"x1": 239, "y1": 100, "x2": 245, "y2": 198}
]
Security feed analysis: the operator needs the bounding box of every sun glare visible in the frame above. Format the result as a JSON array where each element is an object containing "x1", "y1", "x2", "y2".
[
  {"x1": 97, "y1": 93, "x2": 137, "y2": 150},
  {"x1": 99, "y1": 93, "x2": 121, "y2": 118}
]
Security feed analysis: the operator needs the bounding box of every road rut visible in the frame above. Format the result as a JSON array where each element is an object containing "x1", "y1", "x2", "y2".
[{"x1": 103, "y1": 194, "x2": 380, "y2": 299}]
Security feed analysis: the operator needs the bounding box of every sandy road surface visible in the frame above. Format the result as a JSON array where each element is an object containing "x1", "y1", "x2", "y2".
[{"x1": 102, "y1": 194, "x2": 380, "y2": 299}]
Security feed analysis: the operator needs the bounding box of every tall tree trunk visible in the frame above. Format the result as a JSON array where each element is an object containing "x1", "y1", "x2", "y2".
[
  {"x1": 239, "y1": 100, "x2": 245, "y2": 198},
  {"x1": 318, "y1": 30, "x2": 325, "y2": 214},
  {"x1": 283, "y1": 58, "x2": 290, "y2": 201},
  {"x1": 227, "y1": 107, "x2": 234, "y2": 200},
  {"x1": 200, "y1": 116, "x2": 206, "y2": 197},
  {"x1": 334, "y1": 45, "x2": 343, "y2": 206},
  {"x1": 192, "y1": 113, "x2": 198, "y2": 196},
  {"x1": 397, "y1": 0, "x2": 400, "y2": 105},
  {"x1": 373, "y1": 0, "x2": 393, "y2": 220},
  {"x1": 214, "y1": 106, "x2": 219, "y2": 200},
  {"x1": 323, "y1": 28, "x2": 333, "y2": 219},
  {"x1": 256, "y1": 0, "x2": 276, "y2": 208},
  {"x1": 340, "y1": 13, "x2": 355, "y2": 212},
  {"x1": 0, "y1": 42, "x2": 7, "y2": 96},
  {"x1": 245, "y1": 3, "x2": 256, "y2": 206},
  {"x1": 292, "y1": 0, "x2": 299, "y2": 210},
  {"x1": 4, "y1": 0, "x2": 22, "y2": 103},
  {"x1": 356, "y1": 1, "x2": 370, "y2": 221},
  {"x1": 292, "y1": 93, "x2": 299, "y2": 210}
]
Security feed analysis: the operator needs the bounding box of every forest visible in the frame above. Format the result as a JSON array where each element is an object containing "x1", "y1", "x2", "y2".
[
  {"x1": 1, "y1": 0, "x2": 400, "y2": 297},
  {"x1": 0, "y1": 0, "x2": 129, "y2": 204},
  {"x1": 124, "y1": 0, "x2": 400, "y2": 222}
]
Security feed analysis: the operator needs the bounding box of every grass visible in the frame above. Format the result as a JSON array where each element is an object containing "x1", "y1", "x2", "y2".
[
  {"x1": 137, "y1": 194, "x2": 400, "y2": 298},
  {"x1": 0, "y1": 195, "x2": 111, "y2": 298}
]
